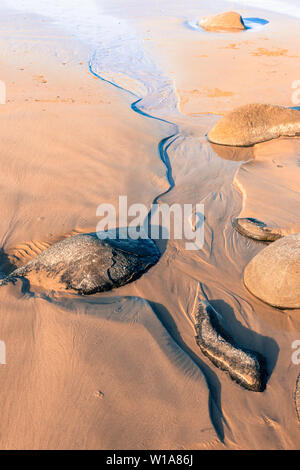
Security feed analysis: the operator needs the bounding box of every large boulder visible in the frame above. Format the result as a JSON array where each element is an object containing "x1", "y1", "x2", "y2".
[
  {"x1": 1, "y1": 233, "x2": 160, "y2": 294},
  {"x1": 208, "y1": 104, "x2": 300, "y2": 146},
  {"x1": 199, "y1": 11, "x2": 246, "y2": 32},
  {"x1": 244, "y1": 233, "x2": 300, "y2": 308}
]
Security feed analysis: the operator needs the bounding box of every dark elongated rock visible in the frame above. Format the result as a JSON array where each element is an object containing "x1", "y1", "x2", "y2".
[
  {"x1": 244, "y1": 233, "x2": 300, "y2": 308},
  {"x1": 194, "y1": 299, "x2": 266, "y2": 391},
  {"x1": 233, "y1": 218, "x2": 283, "y2": 241},
  {"x1": 208, "y1": 104, "x2": 300, "y2": 146},
  {"x1": 296, "y1": 374, "x2": 300, "y2": 421},
  {"x1": 0, "y1": 233, "x2": 160, "y2": 294}
]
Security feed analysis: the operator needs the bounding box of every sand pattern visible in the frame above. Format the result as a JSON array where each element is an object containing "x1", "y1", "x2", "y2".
[{"x1": 234, "y1": 138, "x2": 300, "y2": 234}]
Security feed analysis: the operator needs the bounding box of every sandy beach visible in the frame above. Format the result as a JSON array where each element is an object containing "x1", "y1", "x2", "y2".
[{"x1": 0, "y1": 0, "x2": 299, "y2": 450}]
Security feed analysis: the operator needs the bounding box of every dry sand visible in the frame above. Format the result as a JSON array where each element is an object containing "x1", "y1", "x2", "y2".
[
  {"x1": 0, "y1": 0, "x2": 299, "y2": 450},
  {"x1": 235, "y1": 138, "x2": 300, "y2": 233}
]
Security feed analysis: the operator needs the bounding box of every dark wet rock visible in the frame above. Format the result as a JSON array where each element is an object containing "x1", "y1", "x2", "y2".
[
  {"x1": 194, "y1": 299, "x2": 266, "y2": 391},
  {"x1": 199, "y1": 11, "x2": 246, "y2": 32},
  {"x1": 244, "y1": 233, "x2": 300, "y2": 308},
  {"x1": 208, "y1": 104, "x2": 300, "y2": 146},
  {"x1": 233, "y1": 217, "x2": 283, "y2": 241},
  {"x1": 296, "y1": 374, "x2": 300, "y2": 421},
  {"x1": 0, "y1": 233, "x2": 160, "y2": 294}
]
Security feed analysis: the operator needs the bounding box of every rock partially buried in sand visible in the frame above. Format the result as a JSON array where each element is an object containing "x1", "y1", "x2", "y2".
[
  {"x1": 244, "y1": 233, "x2": 300, "y2": 308},
  {"x1": 0, "y1": 233, "x2": 160, "y2": 294},
  {"x1": 194, "y1": 299, "x2": 266, "y2": 391},
  {"x1": 296, "y1": 374, "x2": 300, "y2": 421},
  {"x1": 208, "y1": 104, "x2": 300, "y2": 146},
  {"x1": 199, "y1": 11, "x2": 246, "y2": 32},
  {"x1": 233, "y1": 218, "x2": 283, "y2": 242}
]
